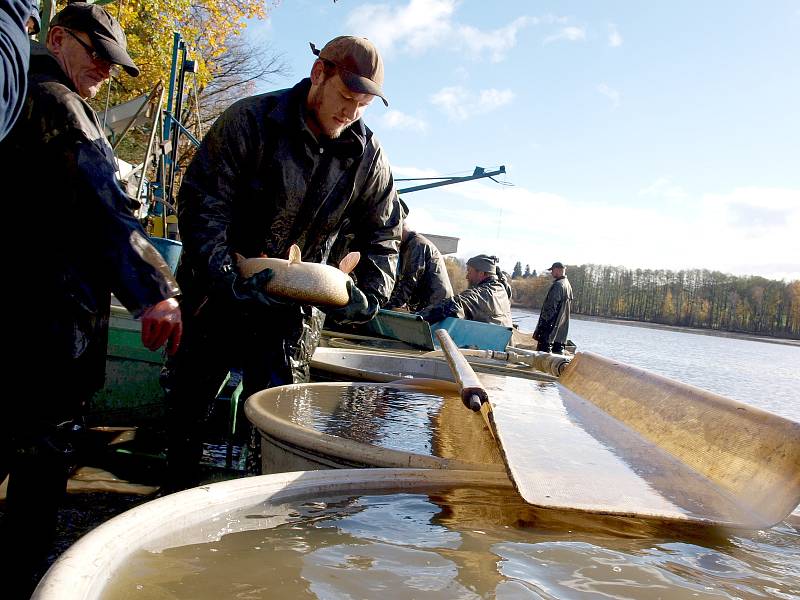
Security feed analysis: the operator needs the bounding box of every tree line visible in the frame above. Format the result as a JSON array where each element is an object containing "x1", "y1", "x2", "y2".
[{"x1": 510, "y1": 264, "x2": 800, "y2": 339}]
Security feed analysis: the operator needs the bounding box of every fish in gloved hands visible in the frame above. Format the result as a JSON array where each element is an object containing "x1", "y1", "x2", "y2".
[
  {"x1": 230, "y1": 267, "x2": 287, "y2": 307},
  {"x1": 235, "y1": 244, "x2": 361, "y2": 307}
]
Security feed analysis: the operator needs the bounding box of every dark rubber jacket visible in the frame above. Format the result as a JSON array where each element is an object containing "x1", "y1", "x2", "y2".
[
  {"x1": 386, "y1": 232, "x2": 453, "y2": 313},
  {"x1": 0, "y1": 44, "x2": 180, "y2": 409},
  {"x1": 0, "y1": 44, "x2": 180, "y2": 593},
  {"x1": 419, "y1": 275, "x2": 512, "y2": 327},
  {"x1": 533, "y1": 276, "x2": 573, "y2": 345},
  {"x1": 175, "y1": 78, "x2": 400, "y2": 309}
]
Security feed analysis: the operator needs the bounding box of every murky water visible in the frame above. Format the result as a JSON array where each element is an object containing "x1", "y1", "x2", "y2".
[
  {"x1": 512, "y1": 309, "x2": 800, "y2": 423},
  {"x1": 266, "y1": 384, "x2": 503, "y2": 466},
  {"x1": 102, "y1": 487, "x2": 800, "y2": 599}
]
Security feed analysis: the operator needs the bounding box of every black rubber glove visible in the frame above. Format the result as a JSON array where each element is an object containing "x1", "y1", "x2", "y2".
[
  {"x1": 231, "y1": 268, "x2": 287, "y2": 307},
  {"x1": 418, "y1": 298, "x2": 458, "y2": 324},
  {"x1": 326, "y1": 280, "x2": 379, "y2": 325}
]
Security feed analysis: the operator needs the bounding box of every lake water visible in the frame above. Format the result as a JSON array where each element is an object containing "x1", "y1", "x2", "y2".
[{"x1": 512, "y1": 308, "x2": 800, "y2": 423}]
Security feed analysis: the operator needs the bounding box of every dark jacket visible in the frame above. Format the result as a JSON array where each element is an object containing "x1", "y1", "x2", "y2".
[
  {"x1": 420, "y1": 275, "x2": 512, "y2": 327},
  {"x1": 0, "y1": 0, "x2": 30, "y2": 141},
  {"x1": 0, "y1": 44, "x2": 180, "y2": 396},
  {"x1": 534, "y1": 276, "x2": 573, "y2": 344},
  {"x1": 386, "y1": 232, "x2": 453, "y2": 312},
  {"x1": 176, "y1": 78, "x2": 401, "y2": 311}
]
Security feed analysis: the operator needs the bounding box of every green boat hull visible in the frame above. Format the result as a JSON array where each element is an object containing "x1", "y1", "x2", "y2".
[{"x1": 88, "y1": 306, "x2": 166, "y2": 425}]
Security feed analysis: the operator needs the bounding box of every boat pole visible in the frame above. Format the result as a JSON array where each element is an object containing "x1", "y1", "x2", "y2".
[{"x1": 435, "y1": 329, "x2": 487, "y2": 411}]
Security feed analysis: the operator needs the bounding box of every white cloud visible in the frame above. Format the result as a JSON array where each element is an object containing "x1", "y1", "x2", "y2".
[
  {"x1": 430, "y1": 86, "x2": 515, "y2": 120},
  {"x1": 345, "y1": 0, "x2": 553, "y2": 61},
  {"x1": 596, "y1": 83, "x2": 621, "y2": 108},
  {"x1": 346, "y1": 0, "x2": 455, "y2": 55},
  {"x1": 392, "y1": 165, "x2": 442, "y2": 179},
  {"x1": 702, "y1": 187, "x2": 800, "y2": 239},
  {"x1": 608, "y1": 23, "x2": 623, "y2": 47},
  {"x1": 455, "y1": 16, "x2": 538, "y2": 62},
  {"x1": 639, "y1": 177, "x2": 687, "y2": 201},
  {"x1": 543, "y1": 26, "x2": 586, "y2": 45},
  {"x1": 380, "y1": 110, "x2": 428, "y2": 133},
  {"x1": 405, "y1": 176, "x2": 800, "y2": 280}
]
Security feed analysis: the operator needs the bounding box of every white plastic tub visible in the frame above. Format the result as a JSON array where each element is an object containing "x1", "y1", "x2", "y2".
[{"x1": 32, "y1": 469, "x2": 513, "y2": 600}]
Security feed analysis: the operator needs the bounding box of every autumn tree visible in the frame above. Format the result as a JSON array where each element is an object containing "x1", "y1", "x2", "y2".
[
  {"x1": 445, "y1": 257, "x2": 467, "y2": 294},
  {"x1": 75, "y1": 0, "x2": 275, "y2": 104},
  {"x1": 58, "y1": 0, "x2": 283, "y2": 165},
  {"x1": 558, "y1": 264, "x2": 799, "y2": 339}
]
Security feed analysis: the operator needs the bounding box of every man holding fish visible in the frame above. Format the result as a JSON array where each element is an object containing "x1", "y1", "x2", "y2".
[{"x1": 164, "y1": 36, "x2": 402, "y2": 490}]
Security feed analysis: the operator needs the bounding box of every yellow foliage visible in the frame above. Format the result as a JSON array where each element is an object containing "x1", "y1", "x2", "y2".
[
  {"x1": 444, "y1": 257, "x2": 467, "y2": 294},
  {"x1": 510, "y1": 277, "x2": 550, "y2": 308}
]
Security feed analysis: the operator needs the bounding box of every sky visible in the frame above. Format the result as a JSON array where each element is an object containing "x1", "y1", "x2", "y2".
[{"x1": 245, "y1": 0, "x2": 800, "y2": 281}]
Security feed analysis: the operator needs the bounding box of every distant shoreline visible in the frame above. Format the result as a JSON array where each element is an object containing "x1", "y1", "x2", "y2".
[{"x1": 511, "y1": 305, "x2": 800, "y2": 348}]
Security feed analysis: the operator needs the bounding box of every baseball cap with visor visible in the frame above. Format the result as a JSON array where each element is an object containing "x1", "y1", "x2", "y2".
[
  {"x1": 51, "y1": 2, "x2": 139, "y2": 76},
  {"x1": 310, "y1": 36, "x2": 388, "y2": 106}
]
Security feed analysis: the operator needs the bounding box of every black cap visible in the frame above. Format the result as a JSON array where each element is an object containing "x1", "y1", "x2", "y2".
[
  {"x1": 547, "y1": 262, "x2": 564, "y2": 270},
  {"x1": 467, "y1": 254, "x2": 498, "y2": 273},
  {"x1": 51, "y1": 2, "x2": 139, "y2": 76}
]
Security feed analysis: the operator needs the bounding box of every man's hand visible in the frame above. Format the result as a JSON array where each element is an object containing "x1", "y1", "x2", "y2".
[
  {"x1": 141, "y1": 298, "x2": 182, "y2": 355},
  {"x1": 418, "y1": 298, "x2": 458, "y2": 324},
  {"x1": 231, "y1": 268, "x2": 286, "y2": 307},
  {"x1": 326, "y1": 280, "x2": 379, "y2": 325}
]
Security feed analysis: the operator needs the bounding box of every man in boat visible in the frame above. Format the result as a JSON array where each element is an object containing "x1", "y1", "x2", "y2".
[
  {"x1": 0, "y1": 2, "x2": 182, "y2": 595},
  {"x1": 164, "y1": 35, "x2": 401, "y2": 490},
  {"x1": 533, "y1": 262, "x2": 573, "y2": 354},
  {"x1": 385, "y1": 199, "x2": 453, "y2": 313},
  {"x1": 419, "y1": 254, "x2": 513, "y2": 327}
]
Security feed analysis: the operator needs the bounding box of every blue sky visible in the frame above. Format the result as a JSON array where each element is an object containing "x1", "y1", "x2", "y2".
[{"x1": 245, "y1": 0, "x2": 800, "y2": 281}]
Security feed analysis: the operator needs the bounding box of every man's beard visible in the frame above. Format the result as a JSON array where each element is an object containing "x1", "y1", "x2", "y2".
[
  {"x1": 307, "y1": 86, "x2": 348, "y2": 139},
  {"x1": 308, "y1": 110, "x2": 346, "y2": 139}
]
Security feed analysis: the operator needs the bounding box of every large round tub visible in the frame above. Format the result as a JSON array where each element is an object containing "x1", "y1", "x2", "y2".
[{"x1": 244, "y1": 381, "x2": 506, "y2": 474}]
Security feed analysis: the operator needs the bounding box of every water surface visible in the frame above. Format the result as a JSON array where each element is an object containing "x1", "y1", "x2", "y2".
[
  {"x1": 102, "y1": 487, "x2": 800, "y2": 599},
  {"x1": 513, "y1": 309, "x2": 800, "y2": 422}
]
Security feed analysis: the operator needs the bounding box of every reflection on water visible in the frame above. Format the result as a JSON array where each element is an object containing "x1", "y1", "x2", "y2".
[
  {"x1": 103, "y1": 488, "x2": 800, "y2": 599},
  {"x1": 513, "y1": 309, "x2": 800, "y2": 422},
  {"x1": 269, "y1": 385, "x2": 503, "y2": 466}
]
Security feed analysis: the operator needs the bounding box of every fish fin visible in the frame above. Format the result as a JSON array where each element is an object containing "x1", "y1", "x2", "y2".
[
  {"x1": 234, "y1": 252, "x2": 247, "y2": 265},
  {"x1": 338, "y1": 251, "x2": 361, "y2": 274},
  {"x1": 288, "y1": 244, "x2": 302, "y2": 265}
]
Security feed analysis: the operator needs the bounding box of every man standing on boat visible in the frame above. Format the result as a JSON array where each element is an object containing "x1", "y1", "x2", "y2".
[
  {"x1": 165, "y1": 36, "x2": 401, "y2": 491},
  {"x1": 0, "y1": 2, "x2": 182, "y2": 595},
  {"x1": 419, "y1": 254, "x2": 513, "y2": 327},
  {"x1": 385, "y1": 199, "x2": 453, "y2": 313},
  {"x1": 533, "y1": 262, "x2": 573, "y2": 354}
]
